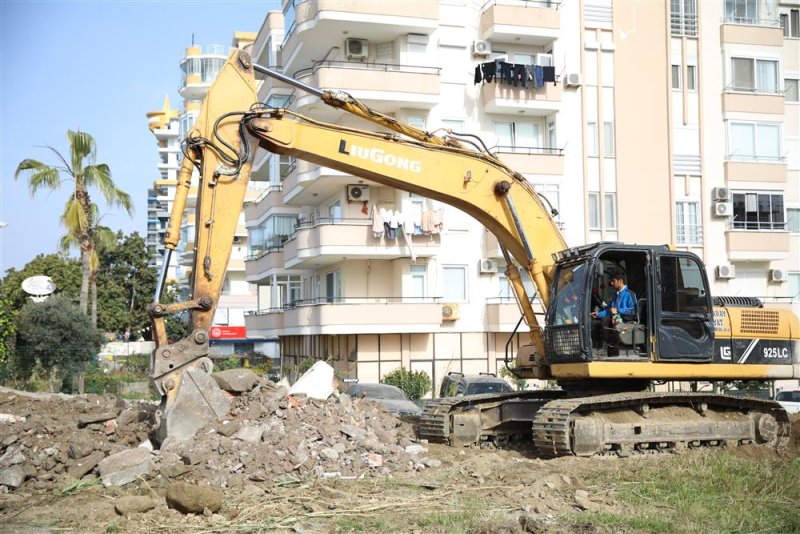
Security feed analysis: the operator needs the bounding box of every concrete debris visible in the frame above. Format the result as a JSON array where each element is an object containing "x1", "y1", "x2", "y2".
[
  {"x1": 0, "y1": 414, "x2": 26, "y2": 423},
  {"x1": 288, "y1": 361, "x2": 335, "y2": 400},
  {"x1": 67, "y1": 450, "x2": 105, "y2": 479},
  {"x1": 212, "y1": 368, "x2": 261, "y2": 393},
  {"x1": 98, "y1": 448, "x2": 155, "y2": 487},
  {"x1": 0, "y1": 465, "x2": 25, "y2": 488},
  {"x1": 166, "y1": 481, "x2": 223, "y2": 514},
  {"x1": 115, "y1": 495, "x2": 157, "y2": 516}
]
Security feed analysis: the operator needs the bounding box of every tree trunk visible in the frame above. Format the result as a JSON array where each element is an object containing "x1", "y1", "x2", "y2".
[
  {"x1": 79, "y1": 250, "x2": 90, "y2": 315},
  {"x1": 91, "y1": 274, "x2": 98, "y2": 328}
]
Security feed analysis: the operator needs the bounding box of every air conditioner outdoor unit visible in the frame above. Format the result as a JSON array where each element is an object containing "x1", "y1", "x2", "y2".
[
  {"x1": 716, "y1": 264, "x2": 735, "y2": 279},
  {"x1": 472, "y1": 40, "x2": 492, "y2": 57},
  {"x1": 441, "y1": 303, "x2": 460, "y2": 321},
  {"x1": 712, "y1": 187, "x2": 731, "y2": 202},
  {"x1": 565, "y1": 72, "x2": 582, "y2": 86},
  {"x1": 345, "y1": 38, "x2": 369, "y2": 59},
  {"x1": 479, "y1": 258, "x2": 499, "y2": 274},
  {"x1": 714, "y1": 202, "x2": 733, "y2": 217},
  {"x1": 346, "y1": 185, "x2": 370, "y2": 202},
  {"x1": 769, "y1": 268, "x2": 787, "y2": 283}
]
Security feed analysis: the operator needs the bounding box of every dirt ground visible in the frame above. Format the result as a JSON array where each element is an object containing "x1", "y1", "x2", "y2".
[{"x1": 1, "y1": 383, "x2": 798, "y2": 534}]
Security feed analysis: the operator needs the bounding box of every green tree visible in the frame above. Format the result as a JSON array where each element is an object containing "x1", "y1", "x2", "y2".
[
  {"x1": 14, "y1": 130, "x2": 133, "y2": 317},
  {"x1": 59, "y1": 205, "x2": 117, "y2": 327},
  {"x1": 1, "y1": 253, "x2": 82, "y2": 310},
  {"x1": 96, "y1": 231, "x2": 158, "y2": 337},
  {"x1": 381, "y1": 367, "x2": 432, "y2": 400},
  {"x1": 12, "y1": 295, "x2": 102, "y2": 392},
  {"x1": 0, "y1": 290, "x2": 18, "y2": 383}
]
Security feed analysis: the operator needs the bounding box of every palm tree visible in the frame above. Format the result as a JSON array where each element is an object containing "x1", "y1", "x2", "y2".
[
  {"x1": 59, "y1": 206, "x2": 117, "y2": 327},
  {"x1": 15, "y1": 130, "x2": 133, "y2": 316}
]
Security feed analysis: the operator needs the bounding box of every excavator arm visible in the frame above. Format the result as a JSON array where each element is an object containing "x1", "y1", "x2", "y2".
[{"x1": 149, "y1": 50, "x2": 565, "y2": 441}]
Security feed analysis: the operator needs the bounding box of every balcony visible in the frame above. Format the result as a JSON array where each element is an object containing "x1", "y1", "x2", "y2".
[
  {"x1": 284, "y1": 218, "x2": 440, "y2": 269},
  {"x1": 480, "y1": 0, "x2": 560, "y2": 45},
  {"x1": 492, "y1": 146, "x2": 564, "y2": 175},
  {"x1": 722, "y1": 91, "x2": 784, "y2": 115},
  {"x1": 281, "y1": 297, "x2": 445, "y2": 335},
  {"x1": 720, "y1": 18, "x2": 783, "y2": 47},
  {"x1": 282, "y1": 1, "x2": 439, "y2": 71},
  {"x1": 245, "y1": 309, "x2": 284, "y2": 336},
  {"x1": 724, "y1": 160, "x2": 787, "y2": 183},
  {"x1": 485, "y1": 298, "x2": 524, "y2": 331},
  {"x1": 481, "y1": 80, "x2": 561, "y2": 115},
  {"x1": 245, "y1": 185, "x2": 284, "y2": 222},
  {"x1": 245, "y1": 247, "x2": 287, "y2": 283},
  {"x1": 726, "y1": 230, "x2": 790, "y2": 260},
  {"x1": 282, "y1": 159, "x2": 351, "y2": 205},
  {"x1": 293, "y1": 61, "x2": 441, "y2": 117}
]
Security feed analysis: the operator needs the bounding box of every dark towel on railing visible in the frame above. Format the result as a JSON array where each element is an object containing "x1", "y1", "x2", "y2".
[
  {"x1": 481, "y1": 61, "x2": 497, "y2": 83},
  {"x1": 543, "y1": 66, "x2": 556, "y2": 84}
]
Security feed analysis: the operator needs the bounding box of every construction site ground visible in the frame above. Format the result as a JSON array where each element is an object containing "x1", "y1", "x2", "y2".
[{"x1": 1, "y1": 380, "x2": 798, "y2": 534}]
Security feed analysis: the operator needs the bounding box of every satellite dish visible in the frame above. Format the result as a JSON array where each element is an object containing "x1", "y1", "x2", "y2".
[{"x1": 22, "y1": 276, "x2": 56, "y2": 297}]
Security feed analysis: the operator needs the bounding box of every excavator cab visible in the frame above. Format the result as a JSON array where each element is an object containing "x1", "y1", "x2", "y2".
[{"x1": 545, "y1": 243, "x2": 715, "y2": 365}]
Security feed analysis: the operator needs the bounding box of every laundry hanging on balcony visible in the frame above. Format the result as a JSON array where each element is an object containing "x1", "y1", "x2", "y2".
[
  {"x1": 473, "y1": 60, "x2": 557, "y2": 87},
  {"x1": 371, "y1": 204, "x2": 443, "y2": 238}
]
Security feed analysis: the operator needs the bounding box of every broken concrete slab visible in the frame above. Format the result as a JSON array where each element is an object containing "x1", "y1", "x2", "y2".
[
  {"x1": 288, "y1": 361, "x2": 334, "y2": 400},
  {"x1": 67, "y1": 450, "x2": 105, "y2": 479},
  {"x1": 233, "y1": 425, "x2": 263, "y2": 443},
  {"x1": 166, "y1": 481, "x2": 223, "y2": 514},
  {"x1": 212, "y1": 368, "x2": 260, "y2": 393},
  {"x1": 98, "y1": 448, "x2": 155, "y2": 487},
  {"x1": 0, "y1": 465, "x2": 25, "y2": 488},
  {"x1": 78, "y1": 412, "x2": 118, "y2": 427}
]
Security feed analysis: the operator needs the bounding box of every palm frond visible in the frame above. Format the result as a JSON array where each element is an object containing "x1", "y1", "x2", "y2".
[
  {"x1": 62, "y1": 197, "x2": 88, "y2": 234},
  {"x1": 58, "y1": 232, "x2": 79, "y2": 253},
  {"x1": 94, "y1": 226, "x2": 117, "y2": 252},
  {"x1": 68, "y1": 130, "x2": 96, "y2": 169},
  {"x1": 44, "y1": 145, "x2": 74, "y2": 176},
  {"x1": 15, "y1": 159, "x2": 63, "y2": 195}
]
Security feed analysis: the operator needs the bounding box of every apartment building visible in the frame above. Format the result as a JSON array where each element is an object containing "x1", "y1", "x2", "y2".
[
  {"x1": 147, "y1": 34, "x2": 279, "y2": 359},
  {"x1": 243, "y1": 0, "x2": 798, "y2": 392}
]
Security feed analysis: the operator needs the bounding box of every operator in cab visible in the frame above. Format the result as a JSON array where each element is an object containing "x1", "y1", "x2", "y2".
[{"x1": 591, "y1": 271, "x2": 636, "y2": 356}]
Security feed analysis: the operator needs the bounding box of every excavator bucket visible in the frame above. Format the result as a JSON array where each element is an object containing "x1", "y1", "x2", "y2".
[{"x1": 154, "y1": 364, "x2": 231, "y2": 444}]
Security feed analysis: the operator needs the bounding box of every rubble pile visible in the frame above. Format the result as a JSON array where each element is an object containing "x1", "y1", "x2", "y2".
[{"x1": 0, "y1": 371, "x2": 435, "y2": 495}]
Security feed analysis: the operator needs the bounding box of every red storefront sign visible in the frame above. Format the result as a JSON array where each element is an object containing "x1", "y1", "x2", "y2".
[{"x1": 209, "y1": 326, "x2": 247, "y2": 339}]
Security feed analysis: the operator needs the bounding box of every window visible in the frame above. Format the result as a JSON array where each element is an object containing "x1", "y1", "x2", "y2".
[
  {"x1": 789, "y1": 272, "x2": 800, "y2": 299},
  {"x1": 547, "y1": 121, "x2": 557, "y2": 150},
  {"x1": 724, "y1": 0, "x2": 758, "y2": 24},
  {"x1": 728, "y1": 122, "x2": 781, "y2": 162},
  {"x1": 249, "y1": 214, "x2": 299, "y2": 254},
  {"x1": 328, "y1": 200, "x2": 342, "y2": 223},
  {"x1": 732, "y1": 192, "x2": 785, "y2": 230},
  {"x1": 325, "y1": 270, "x2": 341, "y2": 303},
  {"x1": 787, "y1": 208, "x2": 800, "y2": 233},
  {"x1": 533, "y1": 183, "x2": 560, "y2": 220},
  {"x1": 672, "y1": 65, "x2": 681, "y2": 89},
  {"x1": 267, "y1": 94, "x2": 292, "y2": 107},
  {"x1": 676, "y1": 201, "x2": 702, "y2": 245},
  {"x1": 687, "y1": 65, "x2": 697, "y2": 90},
  {"x1": 410, "y1": 265, "x2": 427, "y2": 299},
  {"x1": 671, "y1": 0, "x2": 697, "y2": 36},
  {"x1": 494, "y1": 121, "x2": 541, "y2": 151},
  {"x1": 604, "y1": 193, "x2": 617, "y2": 229},
  {"x1": 586, "y1": 122, "x2": 598, "y2": 156},
  {"x1": 785, "y1": 79, "x2": 799, "y2": 102},
  {"x1": 498, "y1": 272, "x2": 513, "y2": 299},
  {"x1": 730, "y1": 58, "x2": 779, "y2": 93},
  {"x1": 588, "y1": 193, "x2": 600, "y2": 229},
  {"x1": 780, "y1": 9, "x2": 799, "y2": 37},
  {"x1": 443, "y1": 266, "x2": 467, "y2": 301},
  {"x1": 604, "y1": 122, "x2": 615, "y2": 156}
]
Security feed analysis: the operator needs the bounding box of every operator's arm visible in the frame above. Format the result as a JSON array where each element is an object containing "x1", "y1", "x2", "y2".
[{"x1": 616, "y1": 289, "x2": 636, "y2": 317}]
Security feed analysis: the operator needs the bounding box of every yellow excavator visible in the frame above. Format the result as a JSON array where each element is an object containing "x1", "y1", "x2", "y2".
[{"x1": 148, "y1": 50, "x2": 798, "y2": 456}]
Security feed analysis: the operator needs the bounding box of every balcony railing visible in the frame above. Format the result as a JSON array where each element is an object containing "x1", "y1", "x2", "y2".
[
  {"x1": 725, "y1": 154, "x2": 786, "y2": 163},
  {"x1": 294, "y1": 60, "x2": 441, "y2": 80},
  {"x1": 491, "y1": 145, "x2": 563, "y2": 156},
  {"x1": 245, "y1": 244, "x2": 285, "y2": 261},
  {"x1": 295, "y1": 217, "x2": 369, "y2": 230},
  {"x1": 481, "y1": 0, "x2": 560, "y2": 11},
  {"x1": 250, "y1": 295, "x2": 446, "y2": 313},
  {"x1": 721, "y1": 16, "x2": 781, "y2": 28},
  {"x1": 723, "y1": 82, "x2": 783, "y2": 95}
]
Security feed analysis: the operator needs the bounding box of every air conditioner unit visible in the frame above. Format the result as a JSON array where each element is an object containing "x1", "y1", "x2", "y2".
[
  {"x1": 714, "y1": 202, "x2": 733, "y2": 217},
  {"x1": 345, "y1": 38, "x2": 369, "y2": 59},
  {"x1": 565, "y1": 72, "x2": 582, "y2": 87},
  {"x1": 346, "y1": 185, "x2": 369, "y2": 202},
  {"x1": 712, "y1": 187, "x2": 731, "y2": 202},
  {"x1": 472, "y1": 40, "x2": 492, "y2": 57},
  {"x1": 479, "y1": 258, "x2": 499, "y2": 274},
  {"x1": 716, "y1": 264, "x2": 735, "y2": 279},
  {"x1": 769, "y1": 268, "x2": 787, "y2": 283},
  {"x1": 441, "y1": 303, "x2": 460, "y2": 321}
]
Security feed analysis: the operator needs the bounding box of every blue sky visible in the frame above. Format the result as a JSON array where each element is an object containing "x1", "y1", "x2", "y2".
[{"x1": 1, "y1": 0, "x2": 279, "y2": 274}]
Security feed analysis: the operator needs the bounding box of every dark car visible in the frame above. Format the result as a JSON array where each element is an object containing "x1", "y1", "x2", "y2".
[
  {"x1": 439, "y1": 372, "x2": 514, "y2": 398},
  {"x1": 344, "y1": 383, "x2": 422, "y2": 416}
]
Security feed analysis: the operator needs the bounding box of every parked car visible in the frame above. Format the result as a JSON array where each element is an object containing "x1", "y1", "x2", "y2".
[
  {"x1": 439, "y1": 372, "x2": 514, "y2": 398},
  {"x1": 775, "y1": 390, "x2": 800, "y2": 414},
  {"x1": 344, "y1": 383, "x2": 422, "y2": 416}
]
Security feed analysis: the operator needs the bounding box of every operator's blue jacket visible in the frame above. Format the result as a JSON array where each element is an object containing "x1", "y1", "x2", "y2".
[{"x1": 597, "y1": 285, "x2": 636, "y2": 319}]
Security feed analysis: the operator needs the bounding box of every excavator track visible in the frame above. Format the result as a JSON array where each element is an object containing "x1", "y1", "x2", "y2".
[{"x1": 532, "y1": 392, "x2": 791, "y2": 458}]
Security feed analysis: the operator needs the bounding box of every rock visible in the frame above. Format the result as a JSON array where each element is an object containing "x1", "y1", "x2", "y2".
[
  {"x1": 0, "y1": 465, "x2": 25, "y2": 488},
  {"x1": 213, "y1": 369, "x2": 260, "y2": 393},
  {"x1": 68, "y1": 437, "x2": 98, "y2": 460},
  {"x1": 574, "y1": 489, "x2": 589, "y2": 499},
  {"x1": 340, "y1": 424, "x2": 366, "y2": 441},
  {"x1": 217, "y1": 420, "x2": 241, "y2": 437},
  {"x1": 115, "y1": 495, "x2": 157, "y2": 516},
  {"x1": 318, "y1": 448, "x2": 339, "y2": 461},
  {"x1": 68, "y1": 450, "x2": 105, "y2": 479},
  {"x1": 420, "y1": 457, "x2": 442, "y2": 468},
  {"x1": 181, "y1": 451, "x2": 209, "y2": 466},
  {"x1": 98, "y1": 448, "x2": 155, "y2": 487},
  {"x1": 233, "y1": 425, "x2": 263, "y2": 443},
  {"x1": 166, "y1": 481, "x2": 223, "y2": 514},
  {"x1": 404, "y1": 444, "x2": 428, "y2": 455},
  {"x1": 78, "y1": 412, "x2": 118, "y2": 427}
]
